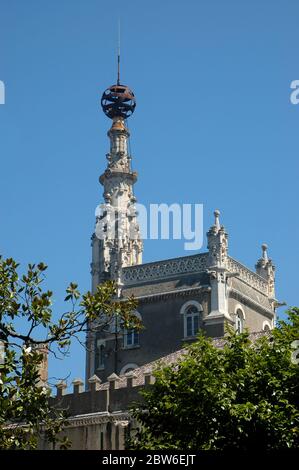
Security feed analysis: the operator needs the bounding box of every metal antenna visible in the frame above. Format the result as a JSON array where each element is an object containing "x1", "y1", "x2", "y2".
[{"x1": 117, "y1": 19, "x2": 121, "y2": 85}]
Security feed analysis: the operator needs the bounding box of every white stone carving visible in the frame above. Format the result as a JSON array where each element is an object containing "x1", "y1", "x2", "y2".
[
  {"x1": 122, "y1": 253, "x2": 209, "y2": 284},
  {"x1": 92, "y1": 117, "x2": 143, "y2": 286},
  {"x1": 226, "y1": 257, "x2": 268, "y2": 295}
]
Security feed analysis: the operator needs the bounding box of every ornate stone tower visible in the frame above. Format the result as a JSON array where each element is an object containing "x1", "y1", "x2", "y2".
[
  {"x1": 91, "y1": 80, "x2": 143, "y2": 292},
  {"x1": 205, "y1": 210, "x2": 234, "y2": 335},
  {"x1": 86, "y1": 71, "x2": 143, "y2": 385}
]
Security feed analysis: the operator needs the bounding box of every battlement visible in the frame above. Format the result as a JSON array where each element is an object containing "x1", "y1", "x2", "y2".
[
  {"x1": 53, "y1": 333, "x2": 267, "y2": 417},
  {"x1": 51, "y1": 369, "x2": 155, "y2": 416},
  {"x1": 44, "y1": 332, "x2": 270, "y2": 450}
]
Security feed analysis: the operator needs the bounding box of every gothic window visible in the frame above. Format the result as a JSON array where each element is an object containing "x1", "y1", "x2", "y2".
[
  {"x1": 263, "y1": 321, "x2": 271, "y2": 332},
  {"x1": 235, "y1": 308, "x2": 244, "y2": 334},
  {"x1": 180, "y1": 301, "x2": 203, "y2": 338},
  {"x1": 123, "y1": 311, "x2": 141, "y2": 349},
  {"x1": 95, "y1": 340, "x2": 105, "y2": 370}
]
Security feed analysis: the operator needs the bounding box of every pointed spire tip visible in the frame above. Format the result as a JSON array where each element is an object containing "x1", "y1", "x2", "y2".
[
  {"x1": 261, "y1": 243, "x2": 268, "y2": 261},
  {"x1": 214, "y1": 209, "x2": 220, "y2": 229}
]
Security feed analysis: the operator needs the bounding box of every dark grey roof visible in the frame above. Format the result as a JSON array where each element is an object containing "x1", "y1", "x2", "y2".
[
  {"x1": 100, "y1": 331, "x2": 268, "y2": 390},
  {"x1": 122, "y1": 272, "x2": 209, "y2": 298}
]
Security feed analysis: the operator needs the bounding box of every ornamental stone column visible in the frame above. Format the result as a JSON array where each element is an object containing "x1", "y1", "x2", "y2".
[{"x1": 205, "y1": 210, "x2": 233, "y2": 336}]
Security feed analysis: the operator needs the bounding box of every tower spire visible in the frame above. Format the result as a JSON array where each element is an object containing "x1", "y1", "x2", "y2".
[
  {"x1": 117, "y1": 19, "x2": 121, "y2": 85},
  {"x1": 91, "y1": 63, "x2": 142, "y2": 288}
]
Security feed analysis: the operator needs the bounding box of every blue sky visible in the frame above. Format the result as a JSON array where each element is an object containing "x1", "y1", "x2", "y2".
[{"x1": 0, "y1": 0, "x2": 298, "y2": 385}]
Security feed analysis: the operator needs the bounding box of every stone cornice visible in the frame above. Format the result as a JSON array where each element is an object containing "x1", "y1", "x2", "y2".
[
  {"x1": 99, "y1": 169, "x2": 137, "y2": 185},
  {"x1": 122, "y1": 254, "x2": 270, "y2": 298},
  {"x1": 65, "y1": 411, "x2": 130, "y2": 428},
  {"x1": 229, "y1": 287, "x2": 274, "y2": 319}
]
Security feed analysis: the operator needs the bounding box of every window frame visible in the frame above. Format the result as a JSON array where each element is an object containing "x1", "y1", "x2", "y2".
[
  {"x1": 95, "y1": 339, "x2": 106, "y2": 370},
  {"x1": 235, "y1": 306, "x2": 245, "y2": 334},
  {"x1": 123, "y1": 310, "x2": 141, "y2": 349},
  {"x1": 262, "y1": 320, "x2": 272, "y2": 331},
  {"x1": 124, "y1": 328, "x2": 140, "y2": 348},
  {"x1": 180, "y1": 301, "x2": 203, "y2": 339}
]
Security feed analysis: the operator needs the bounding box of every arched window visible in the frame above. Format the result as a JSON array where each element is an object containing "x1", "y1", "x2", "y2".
[
  {"x1": 235, "y1": 309, "x2": 244, "y2": 334},
  {"x1": 123, "y1": 311, "x2": 141, "y2": 349},
  {"x1": 263, "y1": 321, "x2": 272, "y2": 332},
  {"x1": 95, "y1": 340, "x2": 105, "y2": 370},
  {"x1": 180, "y1": 301, "x2": 203, "y2": 338},
  {"x1": 120, "y1": 363, "x2": 139, "y2": 375}
]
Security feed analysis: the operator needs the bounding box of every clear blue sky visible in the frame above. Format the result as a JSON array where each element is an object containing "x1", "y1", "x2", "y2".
[{"x1": 0, "y1": 0, "x2": 298, "y2": 385}]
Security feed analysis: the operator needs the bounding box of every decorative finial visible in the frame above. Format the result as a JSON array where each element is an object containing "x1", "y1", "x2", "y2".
[
  {"x1": 101, "y1": 85, "x2": 136, "y2": 120},
  {"x1": 100, "y1": 21, "x2": 136, "y2": 120},
  {"x1": 214, "y1": 209, "x2": 220, "y2": 230},
  {"x1": 262, "y1": 243, "x2": 268, "y2": 261}
]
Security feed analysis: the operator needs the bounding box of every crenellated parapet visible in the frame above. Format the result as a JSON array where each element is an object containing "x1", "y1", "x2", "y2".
[{"x1": 52, "y1": 369, "x2": 155, "y2": 418}]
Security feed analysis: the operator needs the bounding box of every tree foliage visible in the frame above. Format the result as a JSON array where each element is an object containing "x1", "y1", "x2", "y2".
[
  {"x1": 0, "y1": 256, "x2": 138, "y2": 449},
  {"x1": 129, "y1": 308, "x2": 299, "y2": 450}
]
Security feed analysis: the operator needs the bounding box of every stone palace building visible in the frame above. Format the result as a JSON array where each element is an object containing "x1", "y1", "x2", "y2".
[{"x1": 41, "y1": 69, "x2": 283, "y2": 450}]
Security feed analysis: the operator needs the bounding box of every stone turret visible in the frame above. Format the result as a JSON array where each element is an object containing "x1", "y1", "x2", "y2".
[
  {"x1": 205, "y1": 210, "x2": 233, "y2": 335},
  {"x1": 207, "y1": 209, "x2": 228, "y2": 267},
  {"x1": 255, "y1": 243, "x2": 276, "y2": 299}
]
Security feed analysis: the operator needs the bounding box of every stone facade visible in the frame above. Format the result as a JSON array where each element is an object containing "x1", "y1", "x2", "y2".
[
  {"x1": 87, "y1": 214, "x2": 277, "y2": 382},
  {"x1": 42, "y1": 75, "x2": 284, "y2": 450},
  {"x1": 84, "y1": 93, "x2": 279, "y2": 385}
]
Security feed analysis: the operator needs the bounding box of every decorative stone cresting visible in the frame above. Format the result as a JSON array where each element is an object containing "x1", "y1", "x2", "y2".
[
  {"x1": 122, "y1": 253, "x2": 209, "y2": 284},
  {"x1": 226, "y1": 256, "x2": 268, "y2": 295}
]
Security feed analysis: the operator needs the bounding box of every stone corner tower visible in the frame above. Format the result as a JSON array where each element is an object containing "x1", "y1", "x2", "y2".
[{"x1": 86, "y1": 73, "x2": 143, "y2": 385}]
